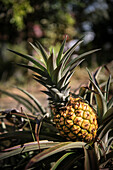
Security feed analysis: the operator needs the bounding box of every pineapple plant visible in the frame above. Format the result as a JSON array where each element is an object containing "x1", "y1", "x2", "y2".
[
  {"x1": 8, "y1": 37, "x2": 99, "y2": 143},
  {"x1": 0, "y1": 38, "x2": 113, "y2": 169}
]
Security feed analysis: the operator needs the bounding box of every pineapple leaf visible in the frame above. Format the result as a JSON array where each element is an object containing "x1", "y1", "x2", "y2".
[
  {"x1": 0, "y1": 141, "x2": 59, "y2": 160},
  {"x1": 79, "y1": 87, "x2": 87, "y2": 98},
  {"x1": 93, "y1": 66, "x2": 102, "y2": 81},
  {"x1": 47, "y1": 51, "x2": 54, "y2": 76},
  {"x1": 57, "y1": 71, "x2": 70, "y2": 89},
  {"x1": 61, "y1": 39, "x2": 83, "y2": 69},
  {"x1": 107, "y1": 96, "x2": 113, "y2": 109},
  {"x1": 98, "y1": 119, "x2": 113, "y2": 139},
  {"x1": 104, "y1": 74, "x2": 111, "y2": 102},
  {"x1": 0, "y1": 90, "x2": 37, "y2": 113},
  {"x1": 17, "y1": 64, "x2": 47, "y2": 77},
  {"x1": 17, "y1": 87, "x2": 46, "y2": 115},
  {"x1": 86, "y1": 68, "x2": 93, "y2": 80},
  {"x1": 36, "y1": 41, "x2": 48, "y2": 65},
  {"x1": 52, "y1": 63, "x2": 62, "y2": 84},
  {"x1": 69, "y1": 59, "x2": 85, "y2": 72},
  {"x1": 56, "y1": 36, "x2": 67, "y2": 66},
  {"x1": 84, "y1": 146, "x2": 99, "y2": 170},
  {"x1": 51, "y1": 152, "x2": 75, "y2": 170},
  {"x1": 102, "y1": 107, "x2": 113, "y2": 123},
  {"x1": 8, "y1": 49, "x2": 46, "y2": 71},
  {"x1": 99, "y1": 150, "x2": 113, "y2": 167},
  {"x1": 25, "y1": 142, "x2": 86, "y2": 169},
  {"x1": 65, "y1": 49, "x2": 100, "y2": 71},
  {"x1": 89, "y1": 79, "x2": 107, "y2": 124}
]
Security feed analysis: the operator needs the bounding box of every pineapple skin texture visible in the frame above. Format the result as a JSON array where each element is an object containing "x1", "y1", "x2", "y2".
[{"x1": 53, "y1": 97, "x2": 98, "y2": 143}]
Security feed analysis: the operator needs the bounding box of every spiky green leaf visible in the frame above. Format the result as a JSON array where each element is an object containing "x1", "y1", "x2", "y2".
[
  {"x1": 51, "y1": 152, "x2": 75, "y2": 170},
  {"x1": 65, "y1": 49, "x2": 100, "y2": 71},
  {"x1": 36, "y1": 41, "x2": 48, "y2": 64},
  {"x1": 17, "y1": 63, "x2": 47, "y2": 77},
  {"x1": 61, "y1": 39, "x2": 83, "y2": 69},
  {"x1": 47, "y1": 52, "x2": 54, "y2": 75},
  {"x1": 89, "y1": 79, "x2": 107, "y2": 124},
  {"x1": 8, "y1": 49, "x2": 46, "y2": 71},
  {"x1": 56, "y1": 37, "x2": 66, "y2": 66},
  {"x1": 104, "y1": 75, "x2": 111, "y2": 102},
  {"x1": 17, "y1": 87, "x2": 46, "y2": 115}
]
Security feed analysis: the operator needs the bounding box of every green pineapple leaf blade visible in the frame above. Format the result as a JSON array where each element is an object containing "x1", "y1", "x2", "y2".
[
  {"x1": 47, "y1": 51, "x2": 54, "y2": 75},
  {"x1": 51, "y1": 152, "x2": 75, "y2": 170},
  {"x1": 52, "y1": 63, "x2": 62, "y2": 84},
  {"x1": 60, "y1": 39, "x2": 83, "y2": 68},
  {"x1": 36, "y1": 41, "x2": 48, "y2": 65},
  {"x1": 17, "y1": 87, "x2": 46, "y2": 115},
  {"x1": 0, "y1": 90, "x2": 37, "y2": 113},
  {"x1": 17, "y1": 64, "x2": 47, "y2": 77},
  {"x1": 56, "y1": 36, "x2": 67, "y2": 66},
  {"x1": 107, "y1": 96, "x2": 113, "y2": 109},
  {"x1": 89, "y1": 79, "x2": 107, "y2": 124},
  {"x1": 8, "y1": 49, "x2": 46, "y2": 71},
  {"x1": 104, "y1": 74, "x2": 111, "y2": 102},
  {"x1": 65, "y1": 49, "x2": 100, "y2": 71},
  {"x1": 102, "y1": 107, "x2": 113, "y2": 123},
  {"x1": 25, "y1": 142, "x2": 86, "y2": 169},
  {"x1": 98, "y1": 119, "x2": 113, "y2": 139}
]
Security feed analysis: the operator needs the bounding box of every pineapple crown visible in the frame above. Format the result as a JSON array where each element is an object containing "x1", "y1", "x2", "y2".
[{"x1": 8, "y1": 37, "x2": 99, "y2": 107}]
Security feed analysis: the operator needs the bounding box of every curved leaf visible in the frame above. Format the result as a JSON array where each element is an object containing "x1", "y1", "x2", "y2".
[
  {"x1": 17, "y1": 87, "x2": 46, "y2": 115},
  {"x1": 17, "y1": 63, "x2": 47, "y2": 77},
  {"x1": 102, "y1": 107, "x2": 113, "y2": 122},
  {"x1": 8, "y1": 49, "x2": 46, "y2": 71},
  {"x1": 25, "y1": 142, "x2": 86, "y2": 169},
  {"x1": 0, "y1": 90, "x2": 37, "y2": 113},
  {"x1": 61, "y1": 39, "x2": 83, "y2": 69},
  {"x1": 51, "y1": 152, "x2": 75, "y2": 170},
  {"x1": 98, "y1": 119, "x2": 113, "y2": 139},
  {"x1": 0, "y1": 141, "x2": 59, "y2": 160}
]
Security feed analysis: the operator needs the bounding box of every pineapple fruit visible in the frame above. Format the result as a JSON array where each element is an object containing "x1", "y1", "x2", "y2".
[{"x1": 9, "y1": 38, "x2": 99, "y2": 143}]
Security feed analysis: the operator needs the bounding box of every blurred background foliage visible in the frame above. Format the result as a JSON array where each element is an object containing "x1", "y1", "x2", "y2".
[{"x1": 0, "y1": 0, "x2": 113, "y2": 83}]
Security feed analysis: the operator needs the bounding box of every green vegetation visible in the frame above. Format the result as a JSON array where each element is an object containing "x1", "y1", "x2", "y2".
[{"x1": 0, "y1": 39, "x2": 113, "y2": 169}]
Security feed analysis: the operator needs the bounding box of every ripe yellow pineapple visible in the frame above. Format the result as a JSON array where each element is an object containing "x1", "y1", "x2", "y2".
[{"x1": 9, "y1": 38, "x2": 99, "y2": 142}]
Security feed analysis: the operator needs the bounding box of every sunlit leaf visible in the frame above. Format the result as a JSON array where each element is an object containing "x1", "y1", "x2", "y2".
[
  {"x1": 57, "y1": 37, "x2": 67, "y2": 66},
  {"x1": 0, "y1": 141, "x2": 59, "y2": 160},
  {"x1": 36, "y1": 41, "x2": 48, "y2": 65},
  {"x1": 8, "y1": 49, "x2": 46, "y2": 71},
  {"x1": 89, "y1": 79, "x2": 107, "y2": 124}
]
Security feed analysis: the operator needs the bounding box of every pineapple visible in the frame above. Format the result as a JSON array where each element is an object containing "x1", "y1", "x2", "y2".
[{"x1": 9, "y1": 38, "x2": 99, "y2": 142}]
